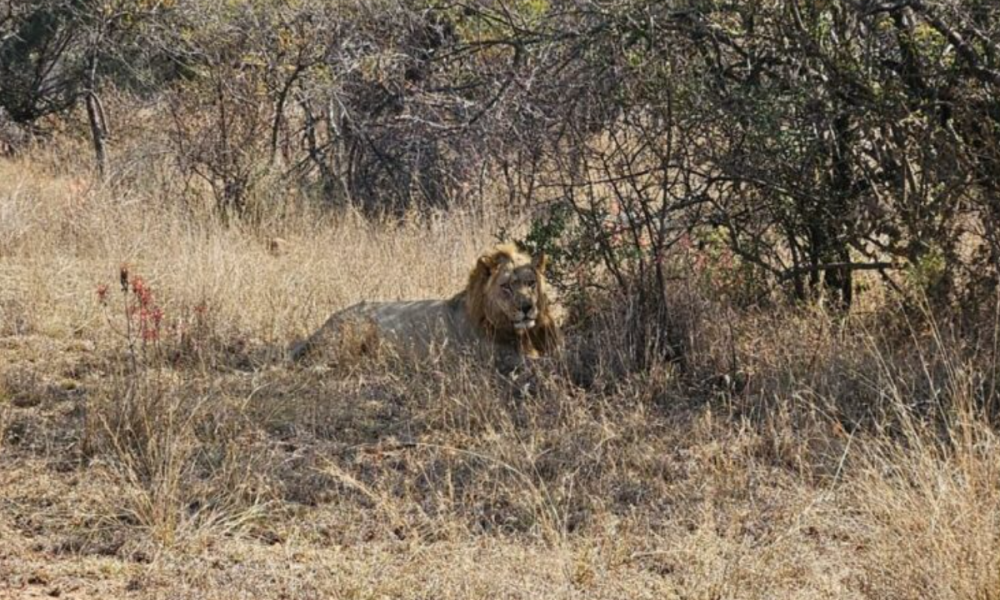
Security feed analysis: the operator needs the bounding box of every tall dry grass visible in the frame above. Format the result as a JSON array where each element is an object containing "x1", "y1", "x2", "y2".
[
  {"x1": 2, "y1": 145, "x2": 1000, "y2": 599},
  {"x1": 0, "y1": 151, "x2": 505, "y2": 342}
]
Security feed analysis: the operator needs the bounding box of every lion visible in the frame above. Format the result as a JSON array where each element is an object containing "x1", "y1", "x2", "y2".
[{"x1": 290, "y1": 244, "x2": 562, "y2": 365}]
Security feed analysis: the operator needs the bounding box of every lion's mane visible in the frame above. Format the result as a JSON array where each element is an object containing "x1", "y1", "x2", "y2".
[{"x1": 461, "y1": 244, "x2": 562, "y2": 356}]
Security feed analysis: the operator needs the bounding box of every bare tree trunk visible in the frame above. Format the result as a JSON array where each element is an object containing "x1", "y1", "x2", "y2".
[
  {"x1": 325, "y1": 95, "x2": 351, "y2": 205},
  {"x1": 85, "y1": 53, "x2": 108, "y2": 180},
  {"x1": 269, "y1": 63, "x2": 303, "y2": 166}
]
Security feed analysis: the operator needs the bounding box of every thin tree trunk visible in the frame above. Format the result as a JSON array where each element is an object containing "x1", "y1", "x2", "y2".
[{"x1": 85, "y1": 53, "x2": 108, "y2": 180}]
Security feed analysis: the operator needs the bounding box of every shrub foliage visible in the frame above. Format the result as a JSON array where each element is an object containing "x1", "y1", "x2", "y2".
[{"x1": 3, "y1": 0, "x2": 999, "y2": 306}]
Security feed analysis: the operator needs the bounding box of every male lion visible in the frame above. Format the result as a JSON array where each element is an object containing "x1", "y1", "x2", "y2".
[{"x1": 290, "y1": 244, "x2": 562, "y2": 365}]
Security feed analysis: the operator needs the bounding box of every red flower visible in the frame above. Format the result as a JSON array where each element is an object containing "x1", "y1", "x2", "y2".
[
  {"x1": 137, "y1": 306, "x2": 164, "y2": 342},
  {"x1": 131, "y1": 276, "x2": 154, "y2": 308}
]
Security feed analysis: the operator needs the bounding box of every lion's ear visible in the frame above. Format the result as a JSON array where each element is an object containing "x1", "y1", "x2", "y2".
[
  {"x1": 470, "y1": 254, "x2": 498, "y2": 289},
  {"x1": 477, "y1": 254, "x2": 498, "y2": 274},
  {"x1": 532, "y1": 252, "x2": 548, "y2": 273}
]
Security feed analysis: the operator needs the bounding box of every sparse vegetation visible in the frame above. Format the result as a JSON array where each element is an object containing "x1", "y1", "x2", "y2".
[{"x1": 3, "y1": 1, "x2": 1000, "y2": 598}]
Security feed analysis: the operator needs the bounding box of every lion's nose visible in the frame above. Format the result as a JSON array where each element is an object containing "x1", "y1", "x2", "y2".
[{"x1": 519, "y1": 299, "x2": 533, "y2": 313}]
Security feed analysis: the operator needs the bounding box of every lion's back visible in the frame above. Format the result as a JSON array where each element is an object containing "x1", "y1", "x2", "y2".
[
  {"x1": 353, "y1": 299, "x2": 475, "y2": 348},
  {"x1": 293, "y1": 297, "x2": 478, "y2": 361}
]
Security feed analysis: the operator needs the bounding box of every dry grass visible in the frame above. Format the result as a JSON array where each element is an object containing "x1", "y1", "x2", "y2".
[{"x1": 3, "y1": 148, "x2": 1000, "y2": 600}]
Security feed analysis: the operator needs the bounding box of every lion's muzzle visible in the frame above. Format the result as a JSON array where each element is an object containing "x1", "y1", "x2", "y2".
[
  {"x1": 513, "y1": 318, "x2": 536, "y2": 331},
  {"x1": 513, "y1": 303, "x2": 538, "y2": 331}
]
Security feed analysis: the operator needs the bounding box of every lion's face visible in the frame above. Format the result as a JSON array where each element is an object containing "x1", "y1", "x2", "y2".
[
  {"x1": 468, "y1": 246, "x2": 550, "y2": 337},
  {"x1": 465, "y1": 244, "x2": 562, "y2": 354},
  {"x1": 486, "y1": 253, "x2": 545, "y2": 333}
]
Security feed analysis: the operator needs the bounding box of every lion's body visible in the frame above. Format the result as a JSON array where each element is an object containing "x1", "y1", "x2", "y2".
[
  {"x1": 290, "y1": 245, "x2": 561, "y2": 364},
  {"x1": 298, "y1": 297, "x2": 479, "y2": 359}
]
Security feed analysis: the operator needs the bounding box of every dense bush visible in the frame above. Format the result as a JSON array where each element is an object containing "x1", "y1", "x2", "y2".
[
  {"x1": 504, "y1": 0, "x2": 1000, "y2": 311},
  {"x1": 5, "y1": 0, "x2": 999, "y2": 310}
]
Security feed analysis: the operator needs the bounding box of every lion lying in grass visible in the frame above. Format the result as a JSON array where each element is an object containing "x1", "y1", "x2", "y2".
[{"x1": 290, "y1": 244, "x2": 562, "y2": 365}]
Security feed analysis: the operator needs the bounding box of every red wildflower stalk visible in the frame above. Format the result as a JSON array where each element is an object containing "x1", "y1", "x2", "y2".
[
  {"x1": 131, "y1": 276, "x2": 153, "y2": 308},
  {"x1": 96, "y1": 284, "x2": 108, "y2": 305}
]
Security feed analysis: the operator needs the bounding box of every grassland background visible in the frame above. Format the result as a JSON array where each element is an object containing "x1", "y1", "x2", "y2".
[{"x1": 2, "y1": 142, "x2": 1000, "y2": 600}]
